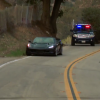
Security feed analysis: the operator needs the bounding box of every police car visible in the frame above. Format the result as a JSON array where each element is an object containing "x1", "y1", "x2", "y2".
[{"x1": 70, "y1": 24, "x2": 95, "y2": 46}]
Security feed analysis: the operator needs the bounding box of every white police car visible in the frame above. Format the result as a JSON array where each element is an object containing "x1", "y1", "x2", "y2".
[{"x1": 70, "y1": 24, "x2": 95, "y2": 46}]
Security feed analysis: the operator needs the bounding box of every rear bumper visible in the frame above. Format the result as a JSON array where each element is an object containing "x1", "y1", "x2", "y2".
[
  {"x1": 26, "y1": 48, "x2": 55, "y2": 55},
  {"x1": 73, "y1": 37, "x2": 95, "y2": 44}
]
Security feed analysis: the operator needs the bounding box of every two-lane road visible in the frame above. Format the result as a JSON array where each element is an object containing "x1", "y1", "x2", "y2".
[{"x1": 0, "y1": 44, "x2": 100, "y2": 100}]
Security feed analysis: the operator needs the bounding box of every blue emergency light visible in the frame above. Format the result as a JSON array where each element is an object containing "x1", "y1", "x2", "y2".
[{"x1": 77, "y1": 25, "x2": 82, "y2": 28}]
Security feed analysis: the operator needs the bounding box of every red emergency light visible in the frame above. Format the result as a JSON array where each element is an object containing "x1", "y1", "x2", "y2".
[{"x1": 85, "y1": 25, "x2": 90, "y2": 28}]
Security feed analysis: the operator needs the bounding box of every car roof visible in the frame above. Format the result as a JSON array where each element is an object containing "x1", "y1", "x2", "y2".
[
  {"x1": 35, "y1": 37, "x2": 61, "y2": 40},
  {"x1": 75, "y1": 24, "x2": 91, "y2": 26},
  {"x1": 35, "y1": 37, "x2": 54, "y2": 38}
]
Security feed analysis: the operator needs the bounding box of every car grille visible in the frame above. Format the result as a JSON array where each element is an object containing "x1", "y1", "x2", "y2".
[
  {"x1": 30, "y1": 49, "x2": 51, "y2": 53},
  {"x1": 78, "y1": 34, "x2": 89, "y2": 38}
]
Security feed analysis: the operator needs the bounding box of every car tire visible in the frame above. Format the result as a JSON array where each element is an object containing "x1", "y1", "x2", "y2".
[
  {"x1": 54, "y1": 48, "x2": 58, "y2": 56},
  {"x1": 91, "y1": 42, "x2": 95, "y2": 46},
  {"x1": 71, "y1": 39, "x2": 75, "y2": 46},
  {"x1": 59, "y1": 48, "x2": 62, "y2": 55},
  {"x1": 26, "y1": 50, "x2": 31, "y2": 56}
]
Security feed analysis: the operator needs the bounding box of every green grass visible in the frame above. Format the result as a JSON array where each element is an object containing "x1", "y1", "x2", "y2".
[
  {"x1": 62, "y1": 35, "x2": 71, "y2": 45},
  {"x1": 6, "y1": 49, "x2": 26, "y2": 57}
]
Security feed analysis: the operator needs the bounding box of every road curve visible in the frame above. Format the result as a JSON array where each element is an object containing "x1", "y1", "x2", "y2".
[{"x1": 0, "y1": 44, "x2": 100, "y2": 100}]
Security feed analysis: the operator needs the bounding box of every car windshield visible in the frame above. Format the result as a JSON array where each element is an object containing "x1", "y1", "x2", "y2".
[
  {"x1": 74, "y1": 31, "x2": 94, "y2": 34},
  {"x1": 75, "y1": 32, "x2": 90, "y2": 34},
  {"x1": 33, "y1": 37, "x2": 55, "y2": 44}
]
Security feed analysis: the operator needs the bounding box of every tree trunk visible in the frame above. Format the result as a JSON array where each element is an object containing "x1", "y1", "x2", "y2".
[
  {"x1": 41, "y1": 0, "x2": 51, "y2": 28},
  {"x1": 40, "y1": 0, "x2": 63, "y2": 37},
  {"x1": 51, "y1": 0, "x2": 63, "y2": 37}
]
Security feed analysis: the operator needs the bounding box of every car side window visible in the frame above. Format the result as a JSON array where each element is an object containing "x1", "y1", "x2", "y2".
[
  {"x1": 55, "y1": 39, "x2": 58, "y2": 44},
  {"x1": 56, "y1": 39, "x2": 61, "y2": 44}
]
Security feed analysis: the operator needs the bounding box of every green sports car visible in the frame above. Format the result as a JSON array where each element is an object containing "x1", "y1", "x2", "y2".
[{"x1": 26, "y1": 37, "x2": 63, "y2": 56}]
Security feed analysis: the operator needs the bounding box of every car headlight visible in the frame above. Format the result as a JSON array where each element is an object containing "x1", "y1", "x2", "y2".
[
  {"x1": 27, "y1": 43, "x2": 31, "y2": 47},
  {"x1": 49, "y1": 45, "x2": 54, "y2": 48},
  {"x1": 73, "y1": 34, "x2": 78, "y2": 37},
  {"x1": 89, "y1": 34, "x2": 95, "y2": 38}
]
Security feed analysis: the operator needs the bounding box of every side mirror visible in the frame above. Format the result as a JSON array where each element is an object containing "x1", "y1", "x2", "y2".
[{"x1": 70, "y1": 29, "x2": 73, "y2": 32}]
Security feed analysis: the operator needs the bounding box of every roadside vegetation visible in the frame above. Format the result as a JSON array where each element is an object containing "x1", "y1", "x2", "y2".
[
  {"x1": 61, "y1": 35, "x2": 71, "y2": 45},
  {"x1": 57, "y1": 0, "x2": 100, "y2": 43},
  {"x1": 82, "y1": 7, "x2": 100, "y2": 43},
  {"x1": 6, "y1": 49, "x2": 25, "y2": 57}
]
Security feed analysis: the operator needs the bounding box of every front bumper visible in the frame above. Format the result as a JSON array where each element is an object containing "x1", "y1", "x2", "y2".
[
  {"x1": 26, "y1": 48, "x2": 55, "y2": 55},
  {"x1": 73, "y1": 37, "x2": 95, "y2": 44}
]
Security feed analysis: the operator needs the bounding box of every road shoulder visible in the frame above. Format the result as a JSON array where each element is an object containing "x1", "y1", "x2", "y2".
[{"x1": 0, "y1": 56, "x2": 26, "y2": 65}]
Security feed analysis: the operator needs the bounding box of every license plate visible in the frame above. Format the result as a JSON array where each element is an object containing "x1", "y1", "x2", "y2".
[{"x1": 82, "y1": 41, "x2": 86, "y2": 43}]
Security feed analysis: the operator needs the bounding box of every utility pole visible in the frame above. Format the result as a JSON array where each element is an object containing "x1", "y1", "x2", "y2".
[{"x1": 72, "y1": 19, "x2": 74, "y2": 29}]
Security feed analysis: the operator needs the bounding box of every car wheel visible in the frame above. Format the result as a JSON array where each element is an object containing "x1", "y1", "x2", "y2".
[
  {"x1": 54, "y1": 48, "x2": 58, "y2": 56},
  {"x1": 26, "y1": 50, "x2": 31, "y2": 56},
  {"x1": 91, "y1": 42, "x2": 95, "y2": 46},
  {"x1": 59, "y1": 48, "x2": 62, "y2": 55},
  {"x1": 71, "y1": 39, "x2": 75, "y2": 46}
]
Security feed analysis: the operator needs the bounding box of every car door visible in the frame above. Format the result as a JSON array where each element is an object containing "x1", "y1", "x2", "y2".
[{"x1": 58, "y1": 39, "x2": 63, "y2": 52}]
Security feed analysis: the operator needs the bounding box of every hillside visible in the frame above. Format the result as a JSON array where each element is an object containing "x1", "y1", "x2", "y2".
[
  {"x1": 0, "y1": 0, "x2": 50, "y2": 57},
  {"x1": 0, "y1": 25, "x2": 50, "y2": 57}
]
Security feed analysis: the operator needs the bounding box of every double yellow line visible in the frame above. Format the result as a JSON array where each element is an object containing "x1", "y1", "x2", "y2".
[{"x1": 64, "y1": 49, "x2": 100, "y2": 100}]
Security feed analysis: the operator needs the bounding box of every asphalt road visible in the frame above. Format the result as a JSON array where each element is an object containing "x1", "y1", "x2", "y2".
[{"x1": 0, "y1": 44, "x2": 100, "y2": 100}]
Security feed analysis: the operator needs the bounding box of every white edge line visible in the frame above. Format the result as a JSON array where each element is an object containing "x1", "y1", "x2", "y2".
[{"x1": 0, "y1": 56, "x2": 31, "y2": 68}]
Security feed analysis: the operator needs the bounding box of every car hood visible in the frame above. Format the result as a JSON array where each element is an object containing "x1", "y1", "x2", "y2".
[{"x1": 31, "y1": 43, "x2": 54, "y2": 49}]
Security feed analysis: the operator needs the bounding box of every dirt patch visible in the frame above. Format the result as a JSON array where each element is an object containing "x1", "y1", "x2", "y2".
[{"x1": 0, "y1": 25, "x2": 50, "y2": 57}]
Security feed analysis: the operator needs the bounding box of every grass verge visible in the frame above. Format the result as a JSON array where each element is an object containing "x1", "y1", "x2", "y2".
[
  {"x1": 62, "y1": 35, "x2": 71, "y2": 45},
  {"x1": 6, "y1": 49, "x2": 26, "y2": 57}
]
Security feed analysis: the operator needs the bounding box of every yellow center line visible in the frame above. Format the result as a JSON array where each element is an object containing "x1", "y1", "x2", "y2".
[
  {"x1": 64, "y1": 62, "x2": 74, "y2": 100},
  {"x1": 64, "y1": 49, "x2": 100, "y2": 100}
]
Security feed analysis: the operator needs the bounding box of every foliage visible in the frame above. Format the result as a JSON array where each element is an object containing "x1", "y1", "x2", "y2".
[
  {"x1": 26, "y1": 0, "x2": 40, "y2": 5},
  {"x1": 82, "y1": 7, "x2": 100, "y2": 42},
  {"x1": 58, "y1": 9, "x2": 64, "y2": 18},
  {"x1": 61, "y1": 35, "x2": 71, "y2": 45},
  {"x1": 57, "y1": 3, "x2": 82, "y2": 39}
]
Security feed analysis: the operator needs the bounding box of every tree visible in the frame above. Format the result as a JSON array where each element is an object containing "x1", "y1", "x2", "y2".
[
  {"x1": 26, "y1": 0, "x2": 65, "y2": 37},
  {"x1": 82, "y1": 7, "x2": 100, "y2": 42}
]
